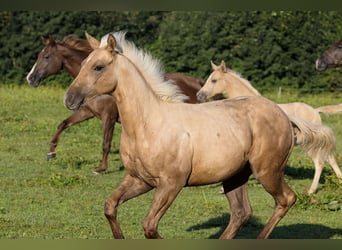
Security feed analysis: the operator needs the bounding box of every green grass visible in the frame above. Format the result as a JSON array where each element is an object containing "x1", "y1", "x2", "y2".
[{"x1": 0, "y1": 85, "x2": 341, "y2": 239}]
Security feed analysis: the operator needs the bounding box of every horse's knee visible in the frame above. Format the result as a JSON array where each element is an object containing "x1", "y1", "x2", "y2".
[{"x1": 104, "y1": 199, "x2": 116, "y2": 219}]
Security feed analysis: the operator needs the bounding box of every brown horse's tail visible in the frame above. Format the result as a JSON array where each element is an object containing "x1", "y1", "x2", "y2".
[
  {"x1": 316, "y1": 103, "x2": 342, "y2": 115},
  {"x1": 288, "y1": 115, "x2": 336, "y2": 161}
]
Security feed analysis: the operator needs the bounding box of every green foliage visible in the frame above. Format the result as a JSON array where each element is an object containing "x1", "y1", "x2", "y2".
[
  {"x1": 1, "y1": 11, "x2": 342, "y2": 91},
  {"x1": 1, "y1": 11, "x2": 342, "y2": 92}
]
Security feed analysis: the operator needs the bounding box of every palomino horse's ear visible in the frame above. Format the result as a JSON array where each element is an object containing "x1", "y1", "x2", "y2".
[
  {"x1": 41, "y1": 36, "x2": 55, "y2": 46},
  {"x1": 85, "y1": 31, "x2": 100, "y2": 49},
  {"x1": 106, "y1": 34, "x2": 119, "y2": 55},
  {"x1": 219, "y1": 60, "x2": 227, "y2": 72},
  {"x1": 211, "y1": 61, "x2": 218, "y2": 71}
]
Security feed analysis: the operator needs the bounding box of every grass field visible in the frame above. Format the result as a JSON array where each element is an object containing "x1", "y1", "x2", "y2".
[{"x1": 0, "y1": 84, "x2": 341, "y2": 239}]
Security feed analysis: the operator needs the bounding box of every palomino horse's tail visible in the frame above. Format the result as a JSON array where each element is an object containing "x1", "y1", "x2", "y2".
[
  {"x1": 316, "y1": 103, "x2": 342, "y2": 115},
  {"x1": 288, "y1": 115, "x2": 336, "y2": 160}
]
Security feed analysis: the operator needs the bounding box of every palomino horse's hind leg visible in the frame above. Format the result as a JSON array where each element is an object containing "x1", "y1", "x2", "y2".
[
  {"x1": 220, "y1": 166, "x2": 253, "y2": 239},
  {"x1": 104, "y1": 174, "x2": 153, "y2": 239},
  {"x1": 307, "y1": 156, "x2": 324, "y2": 194},
  {"x1": 308, "y1": 154, "x2": 342, "y2": 194},
  {"x1": 327, "y1": 155, "x2": 342, "y2": 181},
  {"x1": 256, "y1": 174, "x2": 296, "y2": 239}
]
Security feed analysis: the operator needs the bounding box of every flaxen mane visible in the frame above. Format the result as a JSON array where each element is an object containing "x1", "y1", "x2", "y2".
[{"x1": 100, "y1": 31, "x2": 188, "y2": 103}]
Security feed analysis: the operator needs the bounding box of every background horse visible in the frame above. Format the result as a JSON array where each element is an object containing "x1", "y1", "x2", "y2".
[
  {"x1": 316, "y1": 38, "x2": 342, "y2": 71},
  {"x1": 26, "y1": 34, "x2": 206, "y2": 173},
  {"x1": 63, "y1": 32, "x2": 301, "y2": 239},
  {"x1": 197, "y1": 61, "x2": 342, "y2": 194}
]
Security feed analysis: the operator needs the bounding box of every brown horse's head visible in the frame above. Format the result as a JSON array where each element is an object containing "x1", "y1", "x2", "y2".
[
  {"x1": 26, "y1": 37, "x2": 64, "y2": 87},
  {"x1": 316, "y1": 39, "x2": 342, "y2": 71},
  {"x1": 27, "y1": 35, "x2": 92, "y2": 87},
  {"x1": 64, "y1": 32, "x2": 121, "y2": 111}
]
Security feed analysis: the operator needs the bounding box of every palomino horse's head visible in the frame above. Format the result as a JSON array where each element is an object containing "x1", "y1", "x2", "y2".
[
  {"x1": 316, "y1": 39, "x2": 342, "y2": 71},
  {"x1": 196, "y1": 61, "x2": 228, "y2": 102},
  {"x1": 26, "y1": 37, "x2": 64, "y2": 87},
  {"x1": 64, "y1": 32, "x2": 120, "y2": 111}
]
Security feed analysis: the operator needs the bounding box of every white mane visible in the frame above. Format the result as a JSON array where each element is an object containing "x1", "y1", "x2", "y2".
[{"x1": 100, "y1": 31, "x2": 188, "y2": 103}]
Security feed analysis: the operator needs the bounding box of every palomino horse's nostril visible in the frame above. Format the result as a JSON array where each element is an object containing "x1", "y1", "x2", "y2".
[{"x1": 196, "y1": 91, "x2": 208, "y2": 103}]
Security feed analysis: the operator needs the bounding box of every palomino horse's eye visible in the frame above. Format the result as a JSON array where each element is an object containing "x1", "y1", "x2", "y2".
[
  {"x1": 94, "y1": 65, "x2": 105, "y2": 72},
  {"x1": 211, "y1": 79, "x2": 217, "y2": 84}
]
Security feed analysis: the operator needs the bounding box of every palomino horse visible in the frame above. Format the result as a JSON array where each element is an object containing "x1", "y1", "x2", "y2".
[
  {"x1": 26, "y1": 34, "x2": 206, "y2": 173},
  {"x1": 316, "y1": 38, "x2": 342, "y2": 71},
  {"x1": 62, "y1": 33, "x2": 326, "y2": 239},
  {"x1": 197, "y1": 61, "x2": 342, "y2": 194}
]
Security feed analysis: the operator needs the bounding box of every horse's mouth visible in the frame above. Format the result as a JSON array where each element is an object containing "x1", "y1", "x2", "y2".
[{"x1": 27, "y1": 76, "x2": 42, "y2": 87}]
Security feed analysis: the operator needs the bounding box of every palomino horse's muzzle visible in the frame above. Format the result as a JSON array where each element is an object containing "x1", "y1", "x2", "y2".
[
  {"x1": 63, "y1": 89, "x2": 86, "y2": 111},
  {"x1": 196, "y1": 90, "x2": 209, "y2": 103}
]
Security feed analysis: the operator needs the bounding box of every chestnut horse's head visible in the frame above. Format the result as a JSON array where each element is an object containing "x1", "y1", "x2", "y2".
[
  {"x1": 27, "y1": 35, "x2": 92, "y2": 87},
  {"x1": 316, "y1": 39, "x2": 342, "y2": 71},
  {"x1": 26, "y1": 37, "x2": 64, "y2": 87},
  {"x1": 64, "y1": 32, "x2": 121, "y2": 111}
]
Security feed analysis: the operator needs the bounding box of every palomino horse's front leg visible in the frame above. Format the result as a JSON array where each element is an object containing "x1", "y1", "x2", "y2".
[
  {"x1": 47, "y1": 107, "x2": 95, "y2": 160},
  {"x1": 104, "y1": 174, "x2": 153, "y2": 239},
  {"x1": 142, "y1": 178, "x2": 185, "y2": 239}
]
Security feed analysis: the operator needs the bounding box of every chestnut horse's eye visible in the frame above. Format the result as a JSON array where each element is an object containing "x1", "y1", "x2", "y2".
[
  {"x1": 43, "y1": 55, "x2": 49, "y2": 60},
  {"x1": 94, "y1": 65, "x2": 105, "y2": 71}
]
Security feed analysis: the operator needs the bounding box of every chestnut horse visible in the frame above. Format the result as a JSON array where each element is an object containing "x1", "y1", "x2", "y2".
[
  {"x1": 26, "y1": 34, "x2": 205, "y2": 173},
  {"x1": 316, "y1": 38, "x2": 342, "y2": 71},
  {"x1": 62, "y1": 32, "x2": 301, "y2": 239},
  {"x1": 197, "y1": 61, "x2": 342, "y2": 194}
]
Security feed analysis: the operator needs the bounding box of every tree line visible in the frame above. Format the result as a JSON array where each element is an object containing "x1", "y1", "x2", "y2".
[{"x1": 0, "y1": 11, "x2": 341, "y2": 92}]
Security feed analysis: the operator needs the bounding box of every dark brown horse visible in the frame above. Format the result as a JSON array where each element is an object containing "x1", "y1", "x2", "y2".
[
  {"x1": 316, "y1": 38, "x2": 342, "y2": 71},
  {"x1": 26, "y1": 34, "x2": 205, "y2": 173}
]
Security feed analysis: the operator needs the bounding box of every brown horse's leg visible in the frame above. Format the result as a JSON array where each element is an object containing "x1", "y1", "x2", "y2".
[
  {"x1": 104, "y1": 174, "x2": 153, "y2": 239},
  {"x1": 94, "y1": 105, "x2": 119, "y2": 174},
  {"x1": 48, "y1": 106, "x2": 95, "y2": 160},
  {"x1": 220, "y1": 166, "x2": 253, "y2": 239},
  {"x1": 256, "y1": 174, "x2": 296, "y2": 239}
]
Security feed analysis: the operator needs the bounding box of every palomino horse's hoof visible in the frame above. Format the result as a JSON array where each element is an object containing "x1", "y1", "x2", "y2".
[{"x1": 47, "y1": 152, "x2": 57, "y2": 160}]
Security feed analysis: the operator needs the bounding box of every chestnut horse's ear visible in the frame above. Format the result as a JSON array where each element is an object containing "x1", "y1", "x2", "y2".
[
  {"x1": 85, "y1": 31, "x2": 100, "y2": 49},
  {"x1": 219, "y1": 60, "x2": 227, "y2": 72},
  {"x1": 211, "y1": 61, "x2": 218, "y2": 71},
  {"x1": 41, "y1": 36, "x2": 55, "y2": 46}
]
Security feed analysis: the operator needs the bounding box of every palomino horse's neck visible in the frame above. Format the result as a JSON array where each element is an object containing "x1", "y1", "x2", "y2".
[
  {"x1": 58, "y1": 44, "x2": 89, "y2": 78},
  {"x1": 114, "y1": 55, "x2": 162, "y2": 137},
  {"x1": 225, "y1": 70, "x2": 260, "y2": 98}
]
